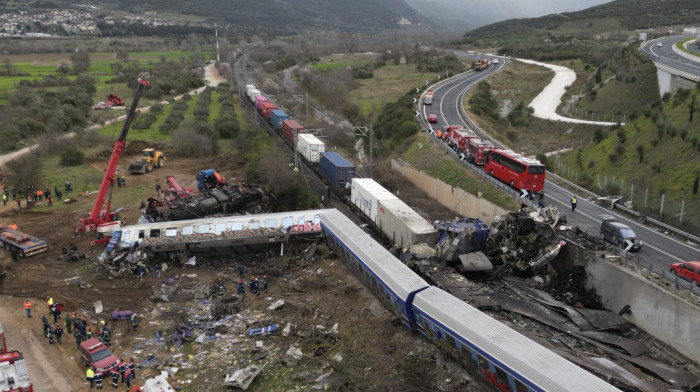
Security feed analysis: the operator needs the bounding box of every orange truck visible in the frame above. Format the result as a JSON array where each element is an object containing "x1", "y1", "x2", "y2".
[{"x1": 474, "y1": 58, "x2": 490, "y2": 71}]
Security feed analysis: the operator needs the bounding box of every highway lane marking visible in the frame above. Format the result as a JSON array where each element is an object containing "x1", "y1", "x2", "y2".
[{"x1": 545, "y1": 182, "x2": 689, "y2": 262}]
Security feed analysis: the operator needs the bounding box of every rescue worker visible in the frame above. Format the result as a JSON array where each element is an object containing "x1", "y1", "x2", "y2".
[
  {"x1": 41, "y1": 316, "x2": 49, "y2": 335},
  {"x1": 46, "y1": 324, "x2": 54, "y2": 344},
  {"x1": 116, "y1": 176, "x2": 122, "y2": 188},
  {"x1": 74, "y1": 328, "x2": 82, "y2": 347},
  {"x1": 46, "y1": 297, "x2": 54, "y2": 313},
  {"x1": 124, "y1": 364, "x2": 133, "y2": 387},
  {"x1": 520, "y1": 201, "x2": 528, "y2": 212},
  {"x1": 54, "y1": 324, "x2": 63, "y2": 345},
  {"x1": 65, "y1": 181, "x2": 72, "y2": 193},
  {"x1": 65, "y1": 313, "x2": 72, "y2": 334},
  {"x1": 136, "y1": 264, "x2": 144, "y2": 279},
  {"x1": 50, "y1": 303, "x2": 58, "y2": 322},
  {"x1": 36, "y1": 189, "x2": 43, "y2": 202},
  {"x1": 102, "y1": 325, "x2": 111, "y2": 346},
  {"x1": 23, "y1": 298, "x2": 31, "y2": 318},
  {"x1": 237, "y1": 280, "x2": 245, "y2": 297},
  {"x1": 119, "y1": 361, "x2": 127, "y2": 383},
  {"x1": 86, "y1": 368, "x2": 95, "y2": 388},
  {"x1": 263, "y1": 275, "x2": 269, "y2": 293},
  {"x1": 238, "y1": 264, "x2": 245, "y2": 277},
  {"x1": 47, "y1": 195, "x2": 53, "y2": 207},
  {"x1": 2, "y1": 193, "x2": 6, "y2": 206},
  {"x1": 538, "y1": 198, "x2": 545, "y2": 209},
  {"x1": 129, "y1": 358, "x2": 136, "y2": 379},
  {"x1": 436, "y1": 130, "x2": 442, "y2": 139},
  {"x1": 210, "y1": 280, "x2": 217, "y2": 296},
  {"x1": 15, "y1": 197, "x2": 20, "y2": 209},
  {"x1": 253, "y1": 277, "x2": 260, "y2": 296},
  {"x1": 10, "y1": 247, "x2": 18, "y2": 263},
  {"x1": 249, "y1": 276, "x2": 256, "y2": 292},
  {"x1": 45, "y1": 187, "x2": 51, "y2": 198},
  {"x1": 86, "y1": 327, "x2": 94, "y2": 339},
  {"x1": 121, "y1": 176, "x2": 126, "y2": 187},
  {"x1": 77, "y1": 319, "x2": 87, "y2": 340},
  {"x1": 571, "y1": 195, "x2": 577, "y2": 212},
  {"x1": 217, "y1": 277, "x2": 225, "y2": 296},
  {"x1": 110, "y1": 369, "x2": 119, "y2": 389},
  {"x1": 94, "y1": 371, "x2": 103, "y2": 389},
  {"x1": 130, "y1": 314, "x2": 138, "y2": 331}
]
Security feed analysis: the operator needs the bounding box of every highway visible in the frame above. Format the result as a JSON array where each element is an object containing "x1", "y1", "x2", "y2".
[
  {"x1": 639, "y1": 35, "x2": 700, "y2": 75},
  {"x1": 422, "y1": 57, "x2": 700, "y2": 273}
]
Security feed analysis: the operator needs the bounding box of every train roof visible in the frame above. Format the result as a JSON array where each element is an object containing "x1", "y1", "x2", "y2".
[
  {"x1": 413, "y1": 287, "x2": 620, "y2": 392},
  {"x1": 119, "y1": 210, "x2": 330, "y2": 233},
  {"x1": 320, "y1": 152, "x2": 354, "y2": 168},
  {"x1": 298, "y1": 133, "x2": 324, "y2": 145},
  {"x1": 321, "y1": 210, "x2": 429, "y2": 299},
  {"x1": 351, "y1": 178, "x2": 398, "y2": 201},
  {"x1": 378, "y1": 198, "x2": 436, "y2": 235}
]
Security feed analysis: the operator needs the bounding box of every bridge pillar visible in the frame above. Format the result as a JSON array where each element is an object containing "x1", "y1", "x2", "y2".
[{"x1": 656, "y1": 67, "x2": 673, "y2": 97}]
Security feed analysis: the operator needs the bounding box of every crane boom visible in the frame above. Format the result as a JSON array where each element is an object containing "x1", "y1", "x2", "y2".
[{"x1": 78, "y1": 79, "x2": 149, "y2": 237}]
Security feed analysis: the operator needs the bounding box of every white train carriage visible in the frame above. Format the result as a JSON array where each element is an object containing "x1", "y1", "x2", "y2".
[
  {"x1": 411, "y1": 287, "x2": 621, "y2": 392},
  {"x1": 320, "y1": 210, "x2": 429, "y2": 330},
  {"x1": 114, "y1": 210, "x2": 330, "y2": 253}
]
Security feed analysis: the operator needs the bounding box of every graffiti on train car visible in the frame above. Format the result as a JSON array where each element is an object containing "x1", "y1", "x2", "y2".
[
  {"x1": 481, "y1": 368, "x2": 511, "y2": 392},
  {"x1": 142, "y1": 228, "x2": 284, "y2": 247},
  {"x1": 290, "y1": 222, "x2": 321, "y2": 233}
]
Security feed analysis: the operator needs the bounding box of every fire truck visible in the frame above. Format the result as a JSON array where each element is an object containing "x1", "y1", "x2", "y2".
[{"x1": 0, "y1": 322, "x2": 33, "y2": 392}]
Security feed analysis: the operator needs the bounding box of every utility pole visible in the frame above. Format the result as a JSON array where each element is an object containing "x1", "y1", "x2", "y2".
[
  {"x1": 369, "y1": 123, "x2": 374, "y2": 178},
  {"x1": 215, "y1": 23, "x2": 220, "y2": 63},
  {"x1": 305, "y1": 91, "x2": 310, "y2": 124}
]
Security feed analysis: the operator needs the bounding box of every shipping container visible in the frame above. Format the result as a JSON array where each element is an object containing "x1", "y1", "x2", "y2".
[
  {"x1": 281, "y1": 120, "x2": 305, "y2": 146},
  {"x1": 245, "y1": 84, "x2": 255, "y2": 98},
  {"x1": 319, "y1": 152, "x2": 355, "y2": 189},
  {"x1": 270, "y1": 110, "x2": 289, "y2": 129},
  {"x1": 377, "y1": 198, "x2": 437, "y2": 248},
  {"x1": 297, "y1": 133, "x2": 325, "y2": 163},
  {"x1": 350, "y1": 178, "x2": 398, "y2": 223},
  {"x1": 248, "y1": 88, "x2": 261, "y2": 102},
  {"x1": 260, "y1": 102, "x2": 277, "y2": 119},
  {"x1": 255, "y1": 95, "x2": 268, "y2": 111}
]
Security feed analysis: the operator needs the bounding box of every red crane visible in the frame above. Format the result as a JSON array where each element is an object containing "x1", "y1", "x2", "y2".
[{"x1": 76, "y1": 79, "x2": 149, "y2": 243}]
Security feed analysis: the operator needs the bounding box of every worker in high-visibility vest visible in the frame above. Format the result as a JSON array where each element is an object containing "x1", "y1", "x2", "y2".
[
  {"x1": 46, "y1": 297, "x2": 53, "y2": 313},
  {"x1": 23, "y1": 299, "x2": 32, "y2": 318}
]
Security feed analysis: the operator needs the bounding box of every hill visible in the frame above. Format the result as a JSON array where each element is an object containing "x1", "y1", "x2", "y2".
[
  {"x1": 57, "y1": 0, "x2": 432, "y2": 33},
  {"x1": 462, "y1": 0, "x2": 700, "y2": 50}
]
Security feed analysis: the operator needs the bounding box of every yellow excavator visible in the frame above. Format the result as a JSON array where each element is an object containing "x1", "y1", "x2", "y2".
[{"x1": 128, "y1": 148, "x2": 166, "y2": 174}]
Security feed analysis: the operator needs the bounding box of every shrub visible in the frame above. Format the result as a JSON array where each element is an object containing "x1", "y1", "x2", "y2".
[
  {"x1": 60, "y1": 147, "x2": 85, "y2": 166},
  {"x1": 171, "y1": 130, "x2": 215, "y2": 156}
]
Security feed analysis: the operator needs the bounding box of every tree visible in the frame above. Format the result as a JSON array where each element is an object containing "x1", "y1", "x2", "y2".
[
  {"x1": 689, "y1": 95, "x2": 696, "y2": 123},
  {"x1": 60, "y1": 147, "x2": 85, "y2": 166},
  {"x1": 57, "y1": 61, "x2": 70, "y2": 75},
  {"x1": 3, "y1": 58, "x2": 12, "y2": 76},
  {"x1": 636, "y1": 145, "x2": 644, "y2": 163},
  {"x1": 70, "y1": 51, "x2": 91, "y2": 73},
  {"x1": 5, "y1": 155, "x2": 43, "y2": 189},
  {"x1": 340, "y1": 33, "x2": 358, "y2": 54},
  {"x1": 693, "y1": 173, "x2": 699, "y2": 195},
  {"x1": 116, "y1": 50, "x2": 130, "y2": 61}
]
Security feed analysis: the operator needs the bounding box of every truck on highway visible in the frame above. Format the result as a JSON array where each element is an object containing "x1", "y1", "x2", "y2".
[{"x1": 474, "y1": 58, "x2": 489, "y2": 71}]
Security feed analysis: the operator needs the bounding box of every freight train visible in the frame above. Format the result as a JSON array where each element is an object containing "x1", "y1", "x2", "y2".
[
  {"x1": 243, "y1": 83, "x2": 438, "y2": 249},
  {"x1": 320, "y1": 209, "x2": 620, "y2": 392}
]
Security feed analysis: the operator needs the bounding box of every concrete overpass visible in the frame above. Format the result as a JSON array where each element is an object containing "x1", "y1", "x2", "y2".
[{"x1": 640, "y1": 36, "x2": 700, "y2": 96}]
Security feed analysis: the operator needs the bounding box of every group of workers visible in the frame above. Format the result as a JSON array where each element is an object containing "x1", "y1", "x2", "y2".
[
  {"x1": 210, "y1": 273, "x2": 269, "y2": 298},
  {"x1": 86, "y1": 358, "x2": 136, "y2": 389},
  {"x1": 2, "y1": 182, "x2": 72, "y2": 209}
]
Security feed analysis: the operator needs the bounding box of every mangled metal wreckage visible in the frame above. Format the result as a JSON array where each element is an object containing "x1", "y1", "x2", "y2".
[{"x1": 101, "y1": 209, "x2": 331, "y2": 272}]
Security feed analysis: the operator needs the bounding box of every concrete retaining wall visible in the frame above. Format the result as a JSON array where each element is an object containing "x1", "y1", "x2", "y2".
[
  {"x1": 560, "y1": 241, "x2": 700, "y2": 363},
  {"x1": 391, "y1": 159, "x2": 508, "y2": 224}
]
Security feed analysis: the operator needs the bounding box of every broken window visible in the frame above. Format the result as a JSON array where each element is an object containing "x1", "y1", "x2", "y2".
[
  {"x1": 495, "y1": 366, "x2": 509, "y2": 385},
  {"x1": 149, "y1": 229, "x2": 160, "y2": 238},
  {"x1": 165, "y1": 228, "x2": 177, "y2": 237},
  {"x1": 446, "y1": 332, "x2": 456, "y2": 348},
  {"x1": 138, "y1": 230, "x2": 145, "y2": 239},
  {"x1": 477, "y1": 353, "x2": 489, "y2": 369},
  {"x1": 182, "y1": 226, "x2": 194, "y2": 235}
]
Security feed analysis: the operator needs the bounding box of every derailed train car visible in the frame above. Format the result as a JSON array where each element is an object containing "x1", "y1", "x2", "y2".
[{"x1": 320, "y1": 209, "x2": 621, "y2": 392}]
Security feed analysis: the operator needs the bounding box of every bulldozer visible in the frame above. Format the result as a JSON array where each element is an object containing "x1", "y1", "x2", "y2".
[{"x1": 128, "y1": 148, "x2": 166, "y2": 174}]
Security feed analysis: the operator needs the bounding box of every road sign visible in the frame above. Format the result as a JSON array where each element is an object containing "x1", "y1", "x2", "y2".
[
  {"x1": 437, "y1": 75, "x2": 441, "y2": 80},
  {"x1": 424, "y1": 80, "x2": 429, "y2": 85},
  {"x1": 624, "y1": 239, "x2": 634, "y2": 252},
  {"x1": 412, "y1": 98, "x2": 417, "y2": 103},
  {"x1": 428, "y1": 127, "x2": 434, "y2": 134},
  {"x1": 520, "y1": 189, "x2": 529, "y2": 198},
  {"x1": 415, "y1": 111, "x2": 421, "y2": 117},
  {"x1": 415, "y1": 87, "x2": 420, "y2": 93}
]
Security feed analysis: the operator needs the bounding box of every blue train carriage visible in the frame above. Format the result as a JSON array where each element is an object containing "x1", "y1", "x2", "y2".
[
  {"x1": 411, "y1": 287, "x2": 621, "y2": 392},
  {"x1": 270, "y1": 109, "x2": 289, "y2": 130},
  {"x1": 320, "y1": 210, "x2": 429, "y2": 330}
]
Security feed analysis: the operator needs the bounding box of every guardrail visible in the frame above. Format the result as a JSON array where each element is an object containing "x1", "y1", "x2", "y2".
[{"x1": 566, "y1": 228, "x2": 700, "y2": 297}]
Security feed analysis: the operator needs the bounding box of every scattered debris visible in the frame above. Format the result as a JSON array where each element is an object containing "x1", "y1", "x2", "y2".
[
  {"x1": 249, "y1": 324, "x2": 277, "y2": 336},
  {"x1": 222, "y1": 363, "x2": 267, "y2": 389},
  {"x1": 56, "y1": 244, "x2": 85, "y2": 262}
]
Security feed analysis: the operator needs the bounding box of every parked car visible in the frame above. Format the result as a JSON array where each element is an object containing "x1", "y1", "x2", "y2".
[
  {"x1": 427, "y1": 114, "x2": 438, "y2": 123},
  {"x1": 78, "y1": 338, "x2": 121, "y2": 372},
  {"x1": 492, "y1": 59, "x2": 499, "y2": 64},
  {"x1": 670, "y1": 261, "x2": 700, "y2": 286},
  {"x1": 656, "y1": 42, "x2": 663, "y2": 47},
  {"x1": 599, "y1": 215, "x2": 642, "y2": 251}
]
